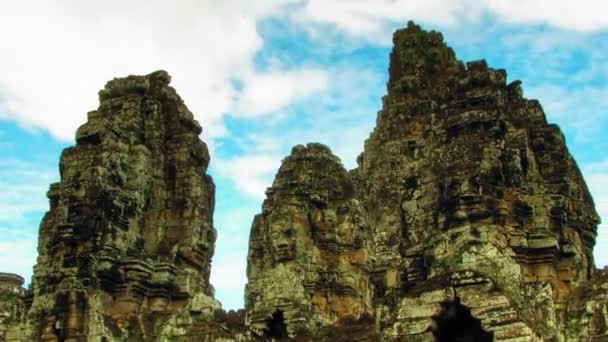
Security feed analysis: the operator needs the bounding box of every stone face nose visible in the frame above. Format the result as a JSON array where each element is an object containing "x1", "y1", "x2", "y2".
[
  {"x1": 459, "y1": 177, "x2": 480, "y2": 195},
  {"x1": 459, "y1": 193, "x2": 479, "y2": 204},
  {"x1": 276, "y1": 240, "x2": 290, "y2": 249}
]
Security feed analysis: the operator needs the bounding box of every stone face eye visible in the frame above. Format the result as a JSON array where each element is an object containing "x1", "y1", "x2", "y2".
[
  {"x1": 448, "y1": 178, "x2": 461, "y2": 194},
  {"x1": 270, "y1": 225, "x2": 282, "y2": 238},
  {"x1": 337, "y1": 206, "x2": 348, "y2": 215},
  {"x1": 284, "y1": 228, "x2": 294, "y2": 238}
]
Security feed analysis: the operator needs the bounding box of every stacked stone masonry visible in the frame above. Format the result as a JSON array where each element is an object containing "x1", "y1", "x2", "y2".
[{"x1": 1, "y1": 22, "x2": 606, "y2": 341}]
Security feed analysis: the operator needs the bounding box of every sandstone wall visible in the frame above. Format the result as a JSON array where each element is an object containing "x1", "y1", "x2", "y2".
[{"x1": 1, "y1": 22, "x2": 606, "y2": 342}]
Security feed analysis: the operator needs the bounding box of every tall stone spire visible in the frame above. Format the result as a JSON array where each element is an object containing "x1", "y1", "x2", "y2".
[
  {"x1": 1, "y1": 21, "x2": 606, "y2": 341},
  {"x1": 353, "y1": 22, "x2": 602, "y2": 340},
  {"x1": 387, "y1": 21, "x2": 460, "y2": 94},
  {"x1": 13, "y1": 71, "x2": 222, "y2": 340}
]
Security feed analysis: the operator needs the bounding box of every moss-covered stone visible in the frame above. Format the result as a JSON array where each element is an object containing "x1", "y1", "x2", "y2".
[{"x1": 2, "y1": 21, "x2": 606, "y2": 341}]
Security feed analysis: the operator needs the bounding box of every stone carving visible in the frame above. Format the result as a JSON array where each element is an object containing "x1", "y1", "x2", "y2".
[
  {"x1": 350, "y1": 21, "x2": 605, "y2": 340},
  {"x1": 1, "y1": 21, "x2": 606, "y2": 341},
  {"x1": 245, "y1": 144, "x2": 375, "y2": 340},
  {"x1": 0, "y1": 71, "x2": 235, "y2": 341},
  {"x1": 0, "y1": 273, "x2": 25, "y2": 340}
]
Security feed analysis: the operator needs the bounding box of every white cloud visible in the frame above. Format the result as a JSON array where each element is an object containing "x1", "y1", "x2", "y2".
[
  {"x1": 210, "y1": 254, "x2": 248, "y2": 292},
  {"x1": 214, "y1": 154, "x2": 282, "y2": 199},
  {"x1": 0, "y1": 0, "x2": 319, "y2": 142},
  {"x1": 482, "y1": 0, "x2": 608, "y2": 32},
  {"x1": 0, "y1": 158, "x2": 57, "y2": 285},
  {"x1": 0, "y1": 239, "x2": 38, "y2": 284},
  {"x1": 212, "y1": 63, "x2": 383, "y2": 203},
  {"x1": 249, "y1": 65, "x2": 382, "y2": 169},
  {"x1": 210, "y1": 252, "x2": 248, "y2": 310},
  {"x1": 2, "y1": 1, "x2": 606, "y2": 143},
  {"x1": 524, "y1": 85, "x2": 608, "y2": 143},
  {"x1": 595, "y1": 230, "x2": 608, "y2": 269},
  {"x1": 235, "y1": 68, "x2": 328, "y2": 117},
  {"x1": 0, "y1": 159, "x2": 57, "y2": 221},
  {"x1": 292, "y1": 0, "x2": 608, "y2": 41}
]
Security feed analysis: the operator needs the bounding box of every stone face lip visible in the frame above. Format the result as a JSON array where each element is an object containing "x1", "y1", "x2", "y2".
[{"x1": 2, "y1": 22, "x2": 608, "y2": 341}]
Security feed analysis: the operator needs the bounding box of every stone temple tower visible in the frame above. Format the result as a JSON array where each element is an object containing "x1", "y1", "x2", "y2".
[
  {"x1": 5, "y1": 71, "x2": 222, "y2": 340},
  {"x1": 1, "y1": 21, "x2": 607, "y2": 341},
  {"x1": 245, "y1": 22, "x2": 607, "y2": 341}
]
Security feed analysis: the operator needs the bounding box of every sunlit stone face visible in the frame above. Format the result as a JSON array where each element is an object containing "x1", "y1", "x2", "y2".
[
  {"x1": 267, "y1": 208, "x2": 308, "y2": 263},
  {"x1": 376, "y1": 206, "x2": 401, "y2": 247},
  {"x1": 311, "y1": 207, "x2": 338, "y2": 244},
  {"x1": 336, "y1": 205, "x2": 357, "y2": 246}
]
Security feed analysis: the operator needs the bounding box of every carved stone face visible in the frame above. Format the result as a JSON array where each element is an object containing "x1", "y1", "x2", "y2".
[
  {"x1": 446, "y1": 176, "x2": 493, "y2": 223},
  {"x1": 336, "y1": 205, "x2": 357, "y2": 246},
  {"x1": 268, "y1": 211, "x2": 300, "y2": 263},
  {"x1": 377, "y1": 206, "x2": 401, "y2": 244},
  {"x1": 311, "y1": 207, "x2": 338, "y2": 244}
]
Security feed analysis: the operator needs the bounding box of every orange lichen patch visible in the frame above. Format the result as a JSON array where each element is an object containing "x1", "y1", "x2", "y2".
[
  {"x1": 399, "y1": 120, "x2": 425, "y2": 136},
  {"x1": 557, "y1": 266, "x2": 578, "y2": 282},
  {"x1": 554, "y1": 279, "x2": 571, "y2": 302},
  {"x1": 319, "y1": 250, "x2": 341, "y2": 269},
  {"x1": 503, "y1": 188, "x2": 519, "y2": 203},
  {"x1": 522, "y1": 264, "x2": 558, "y2": 284},
  {"x1": 326, "y1": 295, "x2": 365, "y2": 319},
  {"x1": 312, "y1": 294, "x2": 328, "y2": 313},
  {"x1": 347, "y1": 249, "x2": 368, "y2": 266},
  {"x1": 292, "y1": 215, "x2": 309, "y2": 227}
]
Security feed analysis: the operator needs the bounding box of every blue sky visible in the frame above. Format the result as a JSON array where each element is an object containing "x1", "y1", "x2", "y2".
[{"x1": 1, "y1": 1, "x2": 607, "y2": 310}]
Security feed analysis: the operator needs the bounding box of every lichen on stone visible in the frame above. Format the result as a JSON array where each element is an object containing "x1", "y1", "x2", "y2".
[{"x1": 1, "y1": 21, "x2": 606, "y2": 341}]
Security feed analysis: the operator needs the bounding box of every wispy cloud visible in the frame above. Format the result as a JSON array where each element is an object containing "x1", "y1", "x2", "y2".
[
  {"x1": 213, "y1": 61, "x2": 384, "y2": 199},
  {"x1": 211, "y1": 253, "x2": 248, "y2": 310},
  {"x1": 0, "y1": 0, "x2": 318, "y2": 141},
  {"x1": 0, "y1": 159, "x2": 57, "y2": 221},
  {"x1": 3, "y1": 1, "x2": 607, "y2": 143},
  {"x1": 0, "y1": 238, "x2": 38, "y2": 283},
  {"x1": 234, "y1": 67, "x2": 328, "y2": 117},
  {"x1": 292, "y1": 0, "x2": 608, "y2": 42},
  {"x1": 0, "y1": 158, "x2": 58, "y2": 284},
  {"x1": 214, "y1": 155, "x2": 282, "y2": 199},
  {"x1": 525, "y1": 85, "x2": 608, "y2": 146}
]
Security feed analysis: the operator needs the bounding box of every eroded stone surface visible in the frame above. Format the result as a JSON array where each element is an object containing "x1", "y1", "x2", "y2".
[
  {"x1": 245, "y1": 143, "x2": 375, "y2": 340},
  {"x1": 1, "y1": 21, "x2": 607, "y2": 341},
  {"x1": 245, "y1": 21, "x2": 607, "y2": 341},
  {"x1": 0, "y1": 71, "x2": 236, "y2": 341},
  {"x1": 0, "y1": 273, "x2": 25, "y2": 340},
  {"x1": 350, "y1": 21, "x2": 604, "y2": 341}
]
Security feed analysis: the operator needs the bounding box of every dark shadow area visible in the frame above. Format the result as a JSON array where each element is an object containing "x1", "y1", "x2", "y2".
[
  {"x1": 263, "y1": 310, "x2": 288, "y2": 340},
  {"x1": 433, "y1": 298, "x2": 494, "y2": 342}
]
